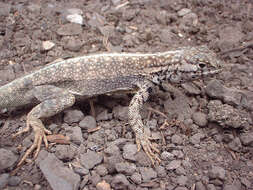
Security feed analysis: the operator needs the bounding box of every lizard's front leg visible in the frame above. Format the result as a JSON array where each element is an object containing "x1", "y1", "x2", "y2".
[
  {"x1": 13, "y1": 85, "x2": 75, "y2": 166},
  {"x1": 128, "y1": 80, "x2": 161, "y2": 165}
]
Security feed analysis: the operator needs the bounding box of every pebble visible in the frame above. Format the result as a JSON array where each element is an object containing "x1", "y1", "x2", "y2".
[
  {"x1": 177, "y1": 8, "x2": 192, "y2": 17},
  {"x1": 66, "y1": 8, "x2": 83, "y2": 15},
  {"x1": 139, "y1": 167, "x2": 158, "y2": 182},
  {"x1": 80, "y1": 151, "x2": 103, "y2": 170},
  {"x1": 111, "y1": 174, "x2": 130, "y2": 189},
  {"x1": 113, "y1": 105, "x2": 129, "y2": 121},
  {"x1": 95, "y1": 165, "x2": 108, "y2": 177},
  {"x1": 0, "y1": 148, "x2": 18, "y2": 170},
  {"x1": 115, "y1": 162, "x2": 136, "y2": 175},
  {"x1": 190, "y1": 133, "x2": 205, "y2": 145},
  {"x1": 67, "y1": 126, "x2": 83, "y2": 145},
  {"x1": 192, "y1": 112, "x2": 208, "y2": 127},
  {"x1": 54, "y1": 145, "x2": 76, "y2": 161},
  {"x1": 0, "y1": 173, "x2": 9, "y2": 189},
  {"x1": 195, "y1": 181, "x2": 206, "y2": 190},
  {"x1": 42, "y1": 41, "x2": 55, "y2": 50},
  {"x1": 56, "y1": 23, "x2": 82, "y2": 36},
  {"x1": 66, "y1": 14, "x2": 83, "y2": 25},
  {"x1": 122, "y1": 143, "x2": 137, "y2": 161},
  {"x1": 177, "y1": 175, "x2": 188, "y2": 186},
  {"x1": 228, "y1": 137, "x2": 242, "y2": 152},
  {"x1": 209, "y1": 166, "x2": 226, "y2": 180},
  {"x1": 171, "y1": 134, "x2": 183, "y2": 145},
  {"x1": 166, "y1": 160, "x2": 182, "y2": 170},
  {"x1": 130, "y1": 172, "x2": 142, "y2": 184},
  {"x1": 39, "y1": 153, "x2": 80, "y2": 190},
  {"x1": 79, "y1": 116, "x2": 96, "y2": 130},
  {"x1": 63, "y1": 109, "x2": 84, "y2": 124},
  {"x1": 8, "y1": 176, "x2": 21, "y2": 186},
  {"x1": 64, "y1": 38, "x2": 83, "y2": 52},
  {"x1": 161, "y1": 151, "x2": 175, "y2": 161},
  {"x1": 181, "y1": 83, "x2": 201, "y2": 95},
  {"x1": 155, "y1": 166, "x2": 167, "y2": 178},
  {"x1": 240, "y1": 132, "x2": 253, "y2": 146}
]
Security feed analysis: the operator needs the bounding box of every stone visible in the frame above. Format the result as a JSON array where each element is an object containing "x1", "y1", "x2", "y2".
[
  {"x1": 139, "y1": 167, "x2": 157, "y2": 182},
  {"x1": 80, "y1": 151, "x2": 103, "y2": 170},
  {"x1": 209, "y1": 166, "x2": 226, "y2": 180},
  {"x1": 166, "y1": 160, "x2": 182, "y2": 170},
  {"x1": 79, "y1": 116, "x2": 96, "y2": 130},
  {"x1": 39, "y1": 153, "x2": 80, "y2": 190},
  {"x1": 64, "y1": 109, "x2": 84, "y2": 124},
  {"x1": 56, "y1": 23, "x2": 82, "y2": 36},
  {"x1": 0, "y1": 149, "x2": 18, "y2": 170},
  {"x1": 192, "y1": 112, "x2": 208, "y2": 127}
]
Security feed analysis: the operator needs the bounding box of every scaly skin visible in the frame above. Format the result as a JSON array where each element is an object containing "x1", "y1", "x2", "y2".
[{"x1": 0, "y1": 45, "x2": 222, "y2": 166}]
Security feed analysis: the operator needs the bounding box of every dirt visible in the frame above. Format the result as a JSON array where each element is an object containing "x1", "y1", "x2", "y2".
[{"x1": 0, "y1": 0, "x2": 253, "y2": 190}]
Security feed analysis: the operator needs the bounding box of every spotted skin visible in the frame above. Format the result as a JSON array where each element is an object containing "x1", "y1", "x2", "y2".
[{"x1": 0, "y1": 45, "x2": 222, "y2": 166}]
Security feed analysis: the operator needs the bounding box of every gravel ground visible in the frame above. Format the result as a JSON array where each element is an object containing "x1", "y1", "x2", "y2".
[{"x1": 0, "y1": 0, "x2": 253, "y2": 190}]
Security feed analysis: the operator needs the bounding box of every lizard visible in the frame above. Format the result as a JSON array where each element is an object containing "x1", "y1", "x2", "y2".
[{"x1": 0, "y1": 45, "x2": 222, "y2": 166}]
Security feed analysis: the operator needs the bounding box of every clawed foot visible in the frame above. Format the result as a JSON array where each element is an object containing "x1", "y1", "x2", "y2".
[
  {"x1": 136, "y1": 133, "x2": 161, "y2": 165},
  {"x1": 13, "y1": 116, "x2": 52, "y2": 166}
]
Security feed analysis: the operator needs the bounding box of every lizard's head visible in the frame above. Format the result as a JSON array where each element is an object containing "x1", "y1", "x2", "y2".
[{"x1": 165, "y1": 45, "x2": 222, "y2": 83}]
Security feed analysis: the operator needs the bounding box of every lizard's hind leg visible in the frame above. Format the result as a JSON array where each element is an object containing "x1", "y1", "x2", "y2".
[
  {"x1": 129, "y1": 81, "x2": 161, "y2": 165},
  {"x1": 14, "y1": 85, "x2": 75, "y2": 166}
]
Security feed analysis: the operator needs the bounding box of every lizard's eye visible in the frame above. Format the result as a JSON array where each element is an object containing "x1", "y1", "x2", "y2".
[{"x1": 198, "y1": 63, "x2": 206, "y2": 68}]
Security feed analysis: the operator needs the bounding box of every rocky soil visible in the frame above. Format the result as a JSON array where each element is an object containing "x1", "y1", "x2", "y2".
[{"x1": 0, "y1": 0, "x2": 253, "y2": 190}]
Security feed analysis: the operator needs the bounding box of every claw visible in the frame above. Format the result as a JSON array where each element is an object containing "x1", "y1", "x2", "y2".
[
  {"x1": 13, "y1": 116, "x2": 52, "y2": 167},
  {"x1": 136, "y1": 134, "x2": 161, "y2": 165}
]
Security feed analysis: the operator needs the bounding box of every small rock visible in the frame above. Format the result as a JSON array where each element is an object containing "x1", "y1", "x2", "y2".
[
  {"x1": 166, "y1": 160, "x2": 182, "y2": 170},
  {"x1": 0, "y1": 149, "x2": 18, "y2": 170},
  {"x1": 206, "y1": 184, "x2": 216, "y2": 190},
  {"x1": 209, "y1": 166, "x2": 226, "y2": 180},
  {"x1": 80, "y1": 151, "x2": 103, "y2": 170},
  {"x1": 0, "y1": 2, "x2": 11, "y2": 16},
  {"x1": 223, "y1": 184, "x2": 240, "y2": 190},
  {"x1": 171, "y1": 134, "x2": 183, "y2": 145},
  {"x1": 240, "y1": 132, "x2": 253, "y2": 146},
  {"x1": 192, "y1": 112, "x2": 208, "y2": 127},
  {"x1": 115, "y1": 162, "x2": 136, "y2": 175},
  {"x1": 172, "y1": 150, "x2": 184, "y2": 159},
  {"x1": 67, "y1": 126, "x2": 83, "y2": 145},
  {"x1": 39, "y1": 153, "x2": 80, "y2": 190},
  {"x1": 175, "y1": 187, "x2": 188, "y2": 190},
  {"x1": 96, "y1": 180, "x2": 111, "y2": 190},
  {"x1": 181, "y1": 83, "x2": 201, "y2": 95},
  {"x1": 228, "y1": 137, "x2": 242, "y2": 152},
  {"x1": 122, "y1": 144, "x2": 137, "y2": 161},
  {"x1": 56, "y1": 23, "x2": 82, "y2": 36},
  {"x1": 8, "y1": 176, "x2": 21, "y2": 186},
  {"x1": 27, "y1": 3, "x2": 41, "y2": 12},
  {"x1": 190, "y1": 133, "x2": 205, "y2": 145},
  {"x1": 161, "y1": 151, "x2": 174, "y2": 161},
  {"x1": 66, "y1": 14, "x2": 83, "y2": 25},
  {"x1": 130, "y1": 172, "x2": 142, "y2": 184},
  {"x1": 34, "y1": 184, "x2": 41, "y2": 190},
  {"x1": 64, "y1": 38, "x2": 83, "y2": 52},
  {"x1": 155, "y1": 166, "x2": 167, "y2": 178},
  {"x1": 139, "y1": 167, "x2": 157, "y2": 182},
  {"x1": 73, "y1": 166, "x2": 89, "y2": 176},
  {"x1": 113, "y1": 106, "x2": 128, "y2": 121},
  {"x1": 90, "y1": 171, "x2": 101, "y2": 186},
  {"x1": 195, "y1": 181, "x2": 206, "y2": 190},
  {"x1": 64, "y1": 109, "x2": 84, "y2": 124},
  {"x1": 104, "y1": 145, "x2": 120, "y2": 156},
  {"x1": 160, "y1": 28, "x2": 177, "y2": 44},
  {"x1": 95, "y1": 165, "x2": 108, "y2": 177},
  {"x1": 0, "y1": 174, "x2": 9, "y2": 189},
  {"x1": 177, "y1": 175, "x2": 188, "y2": 186},
  {"x1": 66, "y1": 8, "x2": 83, "y2": 15},
  {"x1": 96, "y1": 110, "x2": 112, "y2": 121},
  {"x1": 207, "y1": 100, "x2": 250, "y2": 129},
  {"x1": 54, "y1": 145, "x2": 76, "y2": 161},
  {"x1": 42, "y1": 41, "x2": 55, "y2": 51},
  {"x1": 111, "y1": 174, "x2": 130, "y2": 189},
  {"x1": 240, "y1": 177, "x2": 251, "y2": 188},
  {"x1": 177, "y1": 8, "x2": 192, "y2": 17},
  {"x1": 79, "y1": 116, "x2": 96, "y2": 130}
]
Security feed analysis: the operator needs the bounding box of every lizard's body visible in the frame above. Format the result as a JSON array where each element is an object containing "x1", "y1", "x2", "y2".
[{"x1": 0, "y1": 46, "x2": 222, "y2": 166}]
